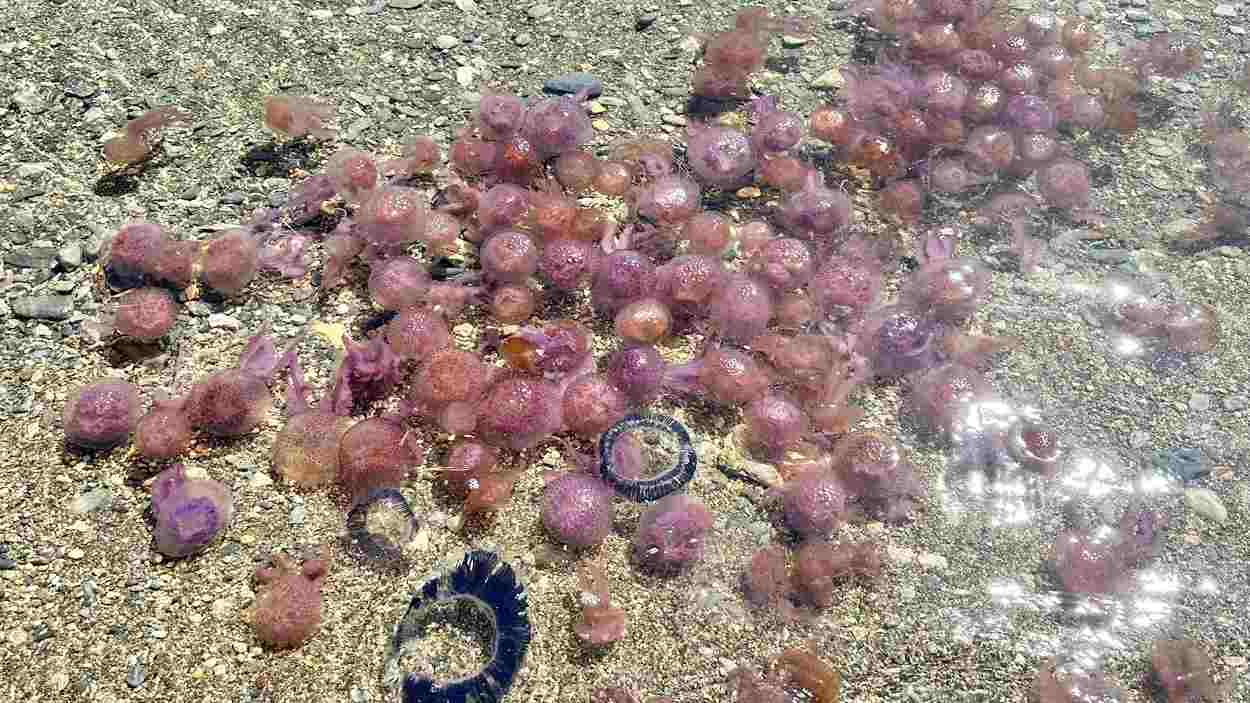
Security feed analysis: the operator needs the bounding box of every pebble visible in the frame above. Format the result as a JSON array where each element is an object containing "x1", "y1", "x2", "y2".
[
  {"x1": 219, "y1": 192, "x2": 245, "y2": 205},
  {"x1": 781, "y1": 35, "x2": 810, "y2": 48},
  {"x1": 455, "y1": 66, "x2": 475, "y2": 87},
  {"x1": 1214, "y1": 4, "x2": 1236, "y2": 17},
  {"x1": 310, "y1": 9, "x2": 333, "y2": 19},
  {"x1": 1185, "y1": 487, "x2": 1228, "y2": 524},
  {"x1": 1124, "y1": 9, "x2": 1149, "y2": 21},
  {"x1": 126, "y1": 656, "x2": 145, "y2": 688},
  {"x1": 57, "y1": 243, "x2": 82, "y2": 270},
  {"x1": 388, "y1": 0, "x2": 424, "y2": 8},
  {"x1": 1223, "y1": 395, "x2": 1247, "y2": 411},
  {"x1": 527, "y1": 4, "x2": 552, "y2": 19},
  {"x1": 1153, "y1": 447, "x2": 1207, "y2": 482},
  {"x1": 186, "y1": 301, "x2": 212, "y2": 317},
  {"x1": 811, "y1": 67, "x2": 845, "y2": 89},
  {"x1": 11, "y1": 295, "x2": 74, "y2": 320},
  {"x1": 0, "y1": 557, "x2": 15, "y2": 570},
  {"x1": 71, "y1": 487, "x2": 113, "y2": 514},
  {"x1": 5, "y1": 247, "x2": 57, "y2": 269},
  {"x1": 289, "y1": 504, "x2": 306, "y2": 526},
  {"x1": 636, "y1": 13, "x2": 657, "y2": 31},
  {"x1": 543, "y1": 73, "x2": 603, "y2": 97},
  {"x1": 248, "y1": 472, "x2": 274, "y2": 489},
  {"x1": 513, "y1": 32, "x2": 533, "y2": 47},
  {"x1": 67, "y1": 548, "x2": 85, "y2": 560},
  {"x1": 208, "y1": 313, "x2": 242, "y2": 330},
  {"x1": 1189, "y1": 392, "x2": 1212, "y2": 412},
  {"x1": 434, "y1": 35, "x2": 459, "y2": 49},
  {"x1": 661, "y1": 113, "x2": 688, "y2": 127},
  {"x1": 7, "y1": 628, "x2": 29, "y2": 646}
]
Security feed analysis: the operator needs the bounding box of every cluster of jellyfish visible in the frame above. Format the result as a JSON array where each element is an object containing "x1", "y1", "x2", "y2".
[{"x1": 65, "y1": 0, "x2": 1237, "y2": 700}]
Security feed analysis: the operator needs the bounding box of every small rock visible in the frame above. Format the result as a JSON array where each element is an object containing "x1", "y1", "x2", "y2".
[
  {"x1": 178, "y1": 185, "x2": 200, "y2": 200},
  {"x1": 11, "y1": 295, "x2": 74, "y2": 320},
  {"x1": 527, "y1": 4, "x2": 552, "y2": 19},
  {"x1": 1124, "y1": 9, "x2": 1149, "y2": 21},
  {"x1": 1153, "y1": 447, "x2": 1207, "y2": 482},
  {"x1": 781, "y1": 35, "x2": 810, "y2": 48},
  {"x1": 455, "y1": 66, "x2": 476, "y2": 87},
  {"x1": 210, "y1": 599, "x2": 233, "y2": 619},
  {"x1": 543, "y1": 72, "x2": 603, "y2": 97},
  {"x1": 725, "y1": 460, "x2": 781, "y2": 489},
  {"x1": 248, "y1": 472, "x2": 274, "y2": 489},
  {"x1": 219, "y1": 192, "x2": 245, "y2": 206},
  {"x1": 434, "y1": 35, "x2": 459, "y2": 49},
  {"x1": 289, "y1": 504, "x2": 306, "y2": 526},
  {"x1": 57, "y1": 243, "x2": 83, "y2": 270},
  {"x1": 388, "y1": 0, "x2": 424, "y2": 8},
  {"x1": 207, "y1": 23, "x2": 227, "y2": 37},
  {"x1": 71, "y1": 488, "x2": 113, "y2": 514},
  {"x1": 0, "y1": 558, "x2": 15, "y2": 570},
  {"x1": 12, "y1": 85, "x2": 46, "y2": 113},
  {"x1": 1189, "y1": 392, "x2": 1212, "y2": 412},
  {"x1": 208, "y1": 313, "x2": 242, "y2": 330},
  {"x1": 310, "y1": 9, "x2": 333, "y2": 19},
  {"x1": 811, "y1": 67, "x2": 845, "y2": 89},
  {"x1": 185, "y1": 301, "x2": 212, "y2": 317},
  {"x1": 513, "y1": 32, "x2": 533, "y2": 47},
  {"x1": 126, "y1": 656, "x2": 145, "y2": 688},
  {"x1": 636, "y1": 13, "x2": 658, "y2": 31},
  {"x1": 1223, "y1": 394, "x2": 1247, "y2": 411},
  {"x1": 1184, "y1": 487, "x2": 1228, "y2": 524},
  {"x1": 661, "y1": 113, "x2": 688, "y2": 127},
  {"x1": 1086, "y1": 248, "x2": 1130, "y2": 263},
  {"x1": 5, "y1": 247, "x2": 57, "y2": 269},
  {"x1": 1076, "y1": 1, "x2": 1098, "y2": 17},
  {"x1": 1214, "y1": 4, "x2": 1237, "y2": 17},
  {"x1": 452, "y1": 0, "x2": 476, "y2": 11},
  {"x1": 67, "y1": 548, "x2": 85, "y2": 560},
  {"x1": 7, "y1": 629, "x2": 29, "y2": 646}
]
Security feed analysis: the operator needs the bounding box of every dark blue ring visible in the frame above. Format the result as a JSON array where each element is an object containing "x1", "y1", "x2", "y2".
[
  {"x1": 597, "y1": 414, "x2": 697, "y2": 502},
  {"x1": 387, "y1": 550, "x2": 531, "y2": 703}
]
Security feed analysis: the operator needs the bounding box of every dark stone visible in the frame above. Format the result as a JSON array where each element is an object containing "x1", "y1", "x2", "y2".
[
  {"x1": 4, "y1": 247, "x2": 57, "y2": 269},
  {"x1": 62, "y1": 78, "x2": 98, "y2": 99},
  {"x1": 11, "y1": 187, "x2": 46, "y2": 202},
  {"x1": 11, "y1": 295, "x2": 74, "y2": 320},
  {"x1": 31, "y1": 624, "x2": 53, "y2": 642},
  {"x1": 543, "y1": 73, "x2": 603, "y2": 98},
  {"x1": 635, "y1": 13, "x2": 658, "y2": 30},
  {"x1": 0, "y1": 557, "x2": 14, "y2": 570},
  {"x1": 1086, "y1": 248, "x2": 1131, "y2": 263},
  {"x1": 1151, "y1": 447, "x2": 1208, "y2": 482}
]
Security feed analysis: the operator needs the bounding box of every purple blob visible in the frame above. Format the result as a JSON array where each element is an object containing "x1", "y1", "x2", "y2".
[
  {"x1": 782, "y1": 470, "x2": 848, "y2": 538},
  {"x1": 860, "y1": 305, "x2": 944, "y2": 377},
  {"x1": 367, "y1": 257, "x2": 430, "y2": 311},
  {"x1": 633, "y1": 494, "x2": 713, "y2": 572},
  {"x1": 686, "y1": 124, "x2": 757, "y2": 188},
  {"x1": 522, "y1": 92, "x2": 593, "y2": 158},
  {"x1": 606, "y1": 346, "x2": 666, "y2": 405},
  {"x1": 63, "y1": 380, "x2": 141, "y2": 449},
  {"x1": 541, "y1": 473, "x2": 614, "y2": 549},
  {"x1": 778, "y1": 171, "x2": 851, "y2": 238},
  {"x1": 151, "y1": 464, "x2": 233, "y2": 558},
  {"x1": 1004, "y1": 94, "x2": 1057, "y2": 132}
]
